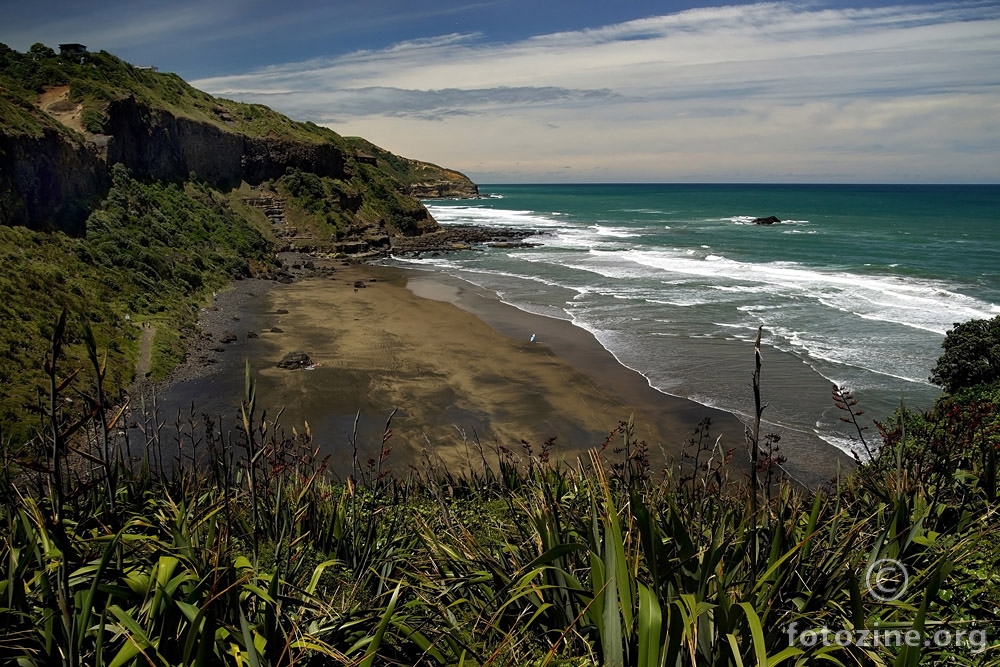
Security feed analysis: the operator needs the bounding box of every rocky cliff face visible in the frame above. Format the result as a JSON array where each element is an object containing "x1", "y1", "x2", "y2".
[
  {"x1": 0, "y1": 126, "x2": 108, "y2": 234},
  {"x1": 103, "y1": 97, "x2": 347, "y2": 186},
  {"x1": 1, "y1": 94, "x2": 447, "y2": 237}
]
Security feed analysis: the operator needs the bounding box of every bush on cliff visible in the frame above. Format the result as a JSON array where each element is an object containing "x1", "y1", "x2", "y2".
[{"x1": 930, "y1": 314, "x2": 1000, "y2": 393}]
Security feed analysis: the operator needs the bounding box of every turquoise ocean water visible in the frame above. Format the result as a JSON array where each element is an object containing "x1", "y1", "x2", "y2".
[{"x1": 395, "y1": 184, "x2": 1000, "y2": 456}]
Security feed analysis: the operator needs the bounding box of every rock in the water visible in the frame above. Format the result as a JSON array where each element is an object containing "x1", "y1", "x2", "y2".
[
  {"x1": 220, "y1": 330, "x2": 238, "y2": 344},
  {"x1": 753, "y1": 216, "x2": 781, "y2": 225},
  {"x1": 247, "y1": 331, "x2": 258, "y2": 339},
  {"x1": 270, "y1": 327, "x2": 284, "y2": 333},
  {"x1": 277, "y1": 351, "x2": 312, "y2": 369}
]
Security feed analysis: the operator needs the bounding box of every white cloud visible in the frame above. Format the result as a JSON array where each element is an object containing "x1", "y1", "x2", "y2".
[{"x1": 193, "y1": 1, "x2": 1000, "y2": 182}]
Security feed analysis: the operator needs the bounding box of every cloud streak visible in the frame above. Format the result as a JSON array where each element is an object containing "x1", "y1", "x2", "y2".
[
  {"x1": 192, "y1": 1, "x2": 1000, "y2": 182},
  {"x1": 222, "y1": 85, "x2": 617, "y2": 122}
]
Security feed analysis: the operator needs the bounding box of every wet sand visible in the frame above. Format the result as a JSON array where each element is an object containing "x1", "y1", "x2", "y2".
[{"x1": 148, "y1": 261, "x2": 852, "y2": 484}]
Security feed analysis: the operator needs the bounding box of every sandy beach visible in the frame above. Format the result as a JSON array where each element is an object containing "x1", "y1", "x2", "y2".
[
  {"x1": 146, "y1": 259, "x2": 851, "y2": 484},
  {"x1": 242, "y1": 262, "x2": 744, "y2": 472}
]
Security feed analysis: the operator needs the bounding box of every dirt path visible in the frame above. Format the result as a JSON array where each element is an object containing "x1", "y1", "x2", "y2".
[
  {"x1": 37, "y1": 85, "x2": 86, "y2": 133},
  {"x1": 136, "y1": 324, "x2": 155, "y2": 378}
]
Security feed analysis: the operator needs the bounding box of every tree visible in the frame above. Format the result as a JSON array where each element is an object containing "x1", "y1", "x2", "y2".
[
  {"x1": 930, "y1": 315, "x2": 1000, "y2": 393},
  {"x1": 28, "y1": 42, "x2": 55, "y2": 61}
]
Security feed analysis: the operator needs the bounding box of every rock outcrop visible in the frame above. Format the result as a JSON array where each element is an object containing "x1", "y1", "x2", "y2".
[
  {"x1": 408, "y1": 179, "x2": 480, "y2": 199},
  {"x1": 753, "y1": 216, "x2": 781, "y2": 225},
  {"x1": 0, "y1": 97, "x2": 353, "y2": 233},
  {"x1": 0, "y1": 126, "x2": 108, "y2": 234},
  {"x1": 277, "y1": 351, "x2": 313, "y2": 369},
  {"x1": 103, "y1": 96, "x2": 347, "y2": 186}
]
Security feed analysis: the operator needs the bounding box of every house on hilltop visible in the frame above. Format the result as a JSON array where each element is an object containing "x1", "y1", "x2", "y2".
[
  {"x1": 58, "y1": 43, "x2": 88, "y2": 64},
  {"x1": 58, "y1": 43, "x2": 87, "y2": 56}
]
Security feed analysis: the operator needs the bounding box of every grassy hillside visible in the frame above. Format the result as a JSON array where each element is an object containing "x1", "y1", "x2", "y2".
[
  {"x1": 1, "y1": 42, "x2": 476, "y2": 188},
  {"x1": 344, "y1": 136, "x2": 480, "y2": 196},
  {"x1": 275, "y1": 163, "x2": 436, "y2": 243},
  {"x1": 0, "y1": 81, "x2": 56, "y2": 137},
  {"x1": 1, "y1": 42, "x2": 335, "y2": 144},
  {"x1": 0, "y1": 165, "x2": 274, "y2": 440}
]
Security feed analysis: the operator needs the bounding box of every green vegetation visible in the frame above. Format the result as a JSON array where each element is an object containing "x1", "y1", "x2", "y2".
[
  {"x1": 931, "y1": 315, "x2": 1000, "y2": 394},
  {"x1": 0, "y1": 86, "x2": 50, "y2": 137},
  {"x1": 277, "y1": 165, "x2": 433, "y2": 244},
  {"x1": 350, "y1": 161, "x2": 437, "y2": 234},
  {"x1": 343, "y1": 136, "x2": 474, "y2": 191},
  {"x1": 0, "y1": 42, "x2": 65, "y2": 98},
  {"x1": 0, "y1": 324, "x2": 996, "y2": 666},
  {"x1": 1, "y1": 42, "x2": 474, "y2": 194},
  {"x1": 0, "y1": 164, "x2": 273, "y2": 441},
  {"x1": 0, "y1": 42, "x2": 338, "y2": 144}
]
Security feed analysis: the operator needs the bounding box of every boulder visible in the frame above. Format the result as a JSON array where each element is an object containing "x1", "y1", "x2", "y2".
[
  {"x1": 753, "y1": 216, "x2": 781, "y2": 225},
  {"x1": 277, "y1": 351, "x2": 313, "y2": 369}
]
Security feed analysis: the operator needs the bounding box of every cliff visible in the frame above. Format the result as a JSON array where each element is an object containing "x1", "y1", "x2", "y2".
[
  {"x1": 0, "y1": 122, "x2": 108, "y2": 234},
  {"x1": 343, "y1": 136, "x2": 480, "y2": 199},
  {"x1": 101, "y1": 96, "x2": 347, "y2": 186},
  {"x1": 0, "y1": 45, "x2": 479, "y2": 236}
]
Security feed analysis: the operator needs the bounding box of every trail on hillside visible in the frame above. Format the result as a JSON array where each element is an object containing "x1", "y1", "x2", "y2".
[
  {"x1": 37, "y1": 85, "x2": 85, "y2": 133},
  {"x1": 136, "y1": 324, "x2": 155, "y2": 378}
]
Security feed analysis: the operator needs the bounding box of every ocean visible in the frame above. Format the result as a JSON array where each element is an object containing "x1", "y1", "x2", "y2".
[{"x1": 394, "y1": 184, "x2": 1000, "y2": 457}]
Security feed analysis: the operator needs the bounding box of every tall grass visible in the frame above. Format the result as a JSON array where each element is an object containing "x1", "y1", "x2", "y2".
[{"x1": 0, "y1": 313, "x2": 996, "y2": 665}]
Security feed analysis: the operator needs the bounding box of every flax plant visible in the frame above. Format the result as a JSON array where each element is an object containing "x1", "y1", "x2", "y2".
[{"x1": 0, "y1": 311, "x2": 996, "y2": 666}]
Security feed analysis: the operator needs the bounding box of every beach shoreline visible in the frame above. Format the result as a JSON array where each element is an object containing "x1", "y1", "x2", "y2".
[
  {"x1": 399, "y1": 264, "x2": 855, "y2": 484},
  {"x1": 137, "y1": 255, "x2": 852, "y2": 485}
]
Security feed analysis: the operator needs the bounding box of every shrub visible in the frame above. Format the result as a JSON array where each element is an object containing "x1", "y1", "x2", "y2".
[
  {"x1": 930, "y1": 314, "x2": 1000, "y2": 393},
  {"x1": 80, "y1": 107, "x2": 104, "y2": 133},
  {"x1": 27, "y1": 42, "x2": 55, "y2": 60}
]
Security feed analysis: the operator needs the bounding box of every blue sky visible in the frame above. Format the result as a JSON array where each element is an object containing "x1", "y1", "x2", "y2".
[{"x1": 2, "y1": 0, "x2": 999, "y2": 182}]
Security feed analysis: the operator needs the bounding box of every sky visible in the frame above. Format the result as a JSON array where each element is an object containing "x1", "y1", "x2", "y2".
[{"x1": 2, "y1": 0, "x2": 999, "y2": 183}]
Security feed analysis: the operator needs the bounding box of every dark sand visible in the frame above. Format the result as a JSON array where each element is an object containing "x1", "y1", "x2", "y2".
[{"x1": 144, "y1": 262, "x2": 852, "y2": 485}]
